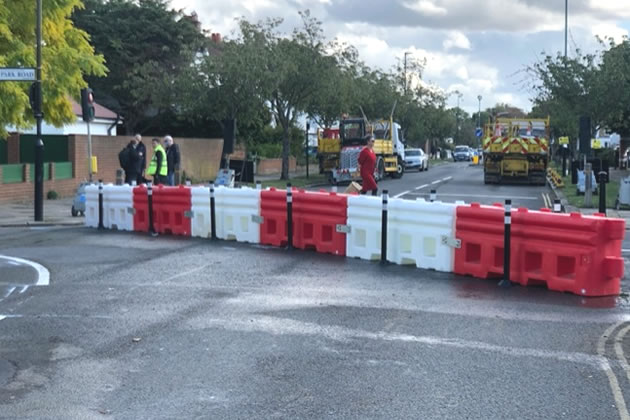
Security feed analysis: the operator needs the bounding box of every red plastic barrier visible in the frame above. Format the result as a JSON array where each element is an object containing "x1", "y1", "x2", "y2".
[
  {"x1": 454, "y1": 203, "x2": 505, "y2": 279},
  {"x1": 511, "y1": 209, "x2": 625, "y2": 296},
  {"x1": 260, "y1": 188, "x2": 348, "y2": 255},
  {"x1": 260, "y1": 188, "x2": 290, "y2": 247},
  {"x1": 132, "y1": 185, "x2": 154, "y2": 232},
  {"x1": 454, "y1": 203, "x2": 626, "y2": 296},
  {"x1": 153, "y1": 185, "x2": 192, "y2": 236},
  {"x1": 294, "y1": 190, "x2": 347, "y2": 256}
]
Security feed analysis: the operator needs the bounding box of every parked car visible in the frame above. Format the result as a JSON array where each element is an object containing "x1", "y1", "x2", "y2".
[
  {"x1": 453, "y1": 145, "x2": 472, "y2": 162},
  {"x1": 405, "y1": 148, "x2": 429, "y2": 171}
]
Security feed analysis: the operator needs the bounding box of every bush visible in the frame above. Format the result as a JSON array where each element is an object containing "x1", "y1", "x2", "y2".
[{"x1": 47, "y1": 190, "x2": 58, "y2": 200}]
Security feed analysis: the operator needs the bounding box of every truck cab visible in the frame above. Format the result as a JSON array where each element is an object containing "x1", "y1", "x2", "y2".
[{"x1": 330, "y1": 118, "x2": 406, "y2": 184}]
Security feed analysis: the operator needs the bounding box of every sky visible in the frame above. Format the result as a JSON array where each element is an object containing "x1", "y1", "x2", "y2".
[{"x1": 170, "y1": 0, "x2": 630, "y2": 115}]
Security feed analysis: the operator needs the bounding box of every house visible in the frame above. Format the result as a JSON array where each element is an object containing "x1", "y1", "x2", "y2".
[{"x1": 8, "y1": 98, "x2": 121, "y2": 136}]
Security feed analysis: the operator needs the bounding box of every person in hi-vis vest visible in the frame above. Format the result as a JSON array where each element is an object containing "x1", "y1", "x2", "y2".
[{"x1": 148, "y1": 137, "x2": 168, "y2": 185}]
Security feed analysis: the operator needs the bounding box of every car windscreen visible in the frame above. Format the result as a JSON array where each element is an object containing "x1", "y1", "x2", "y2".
[
  {"x1": 455, "y1": 146, "x2": 468, "y2": 152},
  {"x1": 406, "y1": 150, "x2": 420, "y2": 156}
]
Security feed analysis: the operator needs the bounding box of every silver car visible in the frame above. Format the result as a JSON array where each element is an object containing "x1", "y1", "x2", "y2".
[{"x1": 404, "y1": 148, "x2": 429, "y2": 171}]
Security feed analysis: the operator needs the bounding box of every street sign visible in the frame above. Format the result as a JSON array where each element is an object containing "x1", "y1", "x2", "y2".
[
  {"x1": 0, "y1": 68, "x2": 36, "y2": 81},
  {"x1": 475, "y1": 127, "x2": 483, "y2": 138},
  {"x1": 591, "y1": 139, "x2": 602, "y2": 149},
  {"x1": 559, "y1": 136, "x2": 569, "y2": 145}
]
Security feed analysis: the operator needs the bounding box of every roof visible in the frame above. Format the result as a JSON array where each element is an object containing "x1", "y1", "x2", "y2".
[{"x1": 70, "y1": 98, "x2": 118, "y2": 120}]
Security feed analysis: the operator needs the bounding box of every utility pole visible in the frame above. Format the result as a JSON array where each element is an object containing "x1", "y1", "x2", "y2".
[
  {"x1": 477, "y1": 95, "x2": 482, "y2": 148},
  {"x1": 403, "y1": 52, "x2": 411, "y2": 94},
  {"x1": 455, "y1": 91, "x2": 462, "y2": 144},
  {"x1": 34, "y1": 0, "x2": 44, "y2": 221},
  {"x1": 564, "y1": 0, "x2": 569, "y2": 58}
]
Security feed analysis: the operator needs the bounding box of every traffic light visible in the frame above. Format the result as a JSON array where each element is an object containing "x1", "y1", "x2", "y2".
[{"x1": 80, "y1": 87, "x2": 95, "y2": 122}]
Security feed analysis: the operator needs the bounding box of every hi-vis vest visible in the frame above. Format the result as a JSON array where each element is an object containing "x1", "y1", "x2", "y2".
[{"x1": 148, "y1": 144, "x2": 167, "y2": 176}]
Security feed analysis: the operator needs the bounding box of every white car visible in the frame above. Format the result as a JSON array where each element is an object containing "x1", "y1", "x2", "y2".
[{"x1": 404, "y1": 148, "x2": 429, "y2": 171}]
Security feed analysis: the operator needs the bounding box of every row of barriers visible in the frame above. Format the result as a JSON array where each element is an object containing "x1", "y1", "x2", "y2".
[{"x1": 85, "y1": 181, "x2": 626, "y2": 297}]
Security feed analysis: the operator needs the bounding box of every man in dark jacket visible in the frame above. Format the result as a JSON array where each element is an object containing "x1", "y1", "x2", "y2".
[
  {"x1": 133, "y1": 134, "x2": 147, "y2": 184},
  {"x1": 122, "y1": 137, "x2": 141, "y2": 184},
  {"x1": 164, "y1": 135, "x2": 181, "y2": 186}
]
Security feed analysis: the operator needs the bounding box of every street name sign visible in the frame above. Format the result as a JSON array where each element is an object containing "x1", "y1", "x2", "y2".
[{"x1": 0, "y1": 68, "x2": 36, "y2": 81}]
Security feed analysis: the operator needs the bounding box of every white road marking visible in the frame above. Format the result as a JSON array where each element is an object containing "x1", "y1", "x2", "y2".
[
  {"x1": 442, "y1": 176, "x2": 452, "y2": 181},
  {"x1": 598, "y1": 322, "x2": 630, "y2": 420},
  {"x1": 615, "y1": 325, "x2": 630, "y2": 386},
  {"x1": 191, "y1": 315, "x2": 607, "y2": 369},
  {"x1": 0, "y1": 315, "x2": 5, "y2": 322},
  {"x1": 3, "y1": 287, "x2": 16, "y2": 299},
  {"x1": 431, "y1": 180, "x2": 441, "y2": 185},
  {"x1": 165, "y1": 264, "x2": 210, "y2": 281},
  {"x1": 415, "y1": 184, "x2": 429, "y2": 190},
  {"x1": 622, "y1": 249, "x2": 630, "y2": 253},
  {"x1": 407, "y1": 192, "x2": 538, "y2": 200},
  {"x1": 0, "y1": 255, "x2": 50, "y2": 286},
  {"x1": 393, "y1": 191, "x2": 410, "y2": 199}
]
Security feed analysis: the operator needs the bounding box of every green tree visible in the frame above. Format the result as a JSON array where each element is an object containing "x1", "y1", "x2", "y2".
[
  {"x1": 597, "y1": 38, "x2": 630, "y2": 137},
  {"x1": 72, "y1": 0, "x2": 205, "y2": 134},
  {"x1": 0, "y1": 0, "x2": 106, "y2": 136}
]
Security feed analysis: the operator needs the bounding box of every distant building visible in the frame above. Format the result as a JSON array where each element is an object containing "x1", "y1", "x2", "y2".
[{"x1": 7, "y1": 98, "x2": 121, "y2": 136}]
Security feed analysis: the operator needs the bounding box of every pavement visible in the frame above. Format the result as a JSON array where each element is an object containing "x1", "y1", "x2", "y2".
[{"x1": 0, "y1": 198, "x2": 84, "y2": 227}]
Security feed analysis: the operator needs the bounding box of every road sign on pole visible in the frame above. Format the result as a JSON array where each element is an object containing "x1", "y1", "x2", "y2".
[
  {"x1": 475, "y1": 127, "x2": 483, "y2": 138},
  {"x1": 0, "y1": 68, "x2": 36, "y2": 81}
]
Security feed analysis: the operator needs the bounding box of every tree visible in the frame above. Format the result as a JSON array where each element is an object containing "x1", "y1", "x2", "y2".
[
  {"x1": 72, "y1": 0, "x2": 205, "y2": 134},
  {"x1": 597, "y1": 38, "x2": 630, "y2": 137},
  {"x1": 0, "y1": 0, "x2": 106, "y2": 136},
  {"x1": 268, "y1": 11, "x2": 331, "y2": 179}
]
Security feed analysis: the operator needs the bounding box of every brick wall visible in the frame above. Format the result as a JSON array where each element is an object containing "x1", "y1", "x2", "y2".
[{"x1": 0, "y1": 135, "x2": 224, "y2": 203}]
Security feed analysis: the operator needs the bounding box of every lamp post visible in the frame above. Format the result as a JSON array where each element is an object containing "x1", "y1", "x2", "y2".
[
  {"x1": 34, "y1": 0, "x2": 44, "y2": 221},
  {"x1": 403, "y1": 52, "x2": 411, "y2": 94},
  {"x1": 455, "y1": 90, "x2": 463, "y2": 144}
]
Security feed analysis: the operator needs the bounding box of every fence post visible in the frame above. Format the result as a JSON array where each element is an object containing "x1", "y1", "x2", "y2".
[
  {"x1": 210, "y1": 181, "x2": 216, "y2": 240},
  {"x1": 381, "y1": 189, "x2": 388, "y2": 264},
  {"x1": 599, "y1": 171, "x2": 607, "y2": 215},
  {"x1": 287, "y1": 183, "x2": 293, "y2": 250},
  {"x1": 147, "y1": 181, "x2": 156, "y2": 236},
  {"x1": 98, "y1": 179, "x2": 104, "y2": 230},
  {"x1": 498, "y1": 199, "x2": 512, "y2": 287},
  {"x1": 430, "y1": 189, "x2": 437, "y2": 202},
  {"x1": 553, "y1": 199, "x2": 562, "y2": 213}
]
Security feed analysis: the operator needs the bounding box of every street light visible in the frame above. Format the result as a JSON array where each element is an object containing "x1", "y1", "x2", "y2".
[
  {"x1": 34, "y1": 0, "x2": 44, "y2": 221},
  {"x1": 403, "y1": 52, "x2": 411, "y2": 94},
  {"x1": 564, "y1": 0, "x2": 568, "y2": 58},
  {"x1": 453, "y1": 90, "x2": 463, "y2": 144}
]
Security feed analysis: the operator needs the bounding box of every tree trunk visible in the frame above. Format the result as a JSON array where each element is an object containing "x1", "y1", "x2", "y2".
[{"x1": 281, "y1": 124, "x2": 290, "y2": 180}]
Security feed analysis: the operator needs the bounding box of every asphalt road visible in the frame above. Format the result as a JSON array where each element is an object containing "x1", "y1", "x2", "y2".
[
  {"x1": 320, "y1": 161, "x2": 552, "y2": 210},
  {"x1": 1, "y1": 225, "x2": 630, "y2": 419}
]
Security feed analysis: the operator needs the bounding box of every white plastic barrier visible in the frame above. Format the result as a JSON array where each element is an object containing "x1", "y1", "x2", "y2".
[
  {"x1": 387, "y1": 198, "x2": 457, "y2": 272},
  {"x1": 190, "y1": 186, "x2": 211, "y2": 238},
  {"x1": 104, "y1": 185, "x2": 134, "y2": 231},
  {"x1": 346, "y1": 195, "x2": 382, "y2": 260},
  {"x1": 215, "y1": 186, "x2": 261, "y2": 244},
  {"x1": 85, "y1": 184, "x2": 100, "y2": 228}
]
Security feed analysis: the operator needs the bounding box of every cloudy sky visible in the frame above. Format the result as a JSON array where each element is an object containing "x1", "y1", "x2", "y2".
[{"x1": 171, "y1": 0, "x2": 630, "y2": 115}]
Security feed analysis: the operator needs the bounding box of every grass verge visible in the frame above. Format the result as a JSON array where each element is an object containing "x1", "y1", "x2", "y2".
[{"x1": 558, "y1": 171, "x2": 619, "y2": 209}]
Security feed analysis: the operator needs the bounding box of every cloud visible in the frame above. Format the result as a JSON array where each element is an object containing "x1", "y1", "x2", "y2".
[
  {"x1": 591, "y1": 23, "x2": 629, "y2": 44},
  {"x1": 402, "y1": 0, "x2": 448, "y2": 16},
  {"x1": 443, "y1": 31, "x2": 471, "y2": 50}
]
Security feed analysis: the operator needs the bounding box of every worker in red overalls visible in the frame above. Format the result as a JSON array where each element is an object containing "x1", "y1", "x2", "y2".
[{"x1": 358, "y1": 134, "x2": 378, "y2": 196}]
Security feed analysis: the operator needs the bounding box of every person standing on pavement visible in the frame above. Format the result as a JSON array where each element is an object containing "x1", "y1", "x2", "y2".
[
  {"x1": 122, "y1": 136, "x2": 140, "y2": 184},
  {"x1": 147, "y1": 137, "x2": 167, "y2": 185},
  {"x1": 134, "y1": 134, "x2": 147, "y2": 184},
  {"x1": 358, "y1": 134, "x2": 378, "y2": 196},
  {"x1": 164, "y1": 135, "x2": 180, "y2": 186}
]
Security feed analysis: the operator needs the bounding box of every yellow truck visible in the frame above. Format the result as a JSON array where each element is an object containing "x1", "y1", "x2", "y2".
[
  {"x1": 328, "y1": 117, "x2": 406, "y2": 185},
  {"x1": 317, "y1": 127, "x2": 341, "y2": 176},
  {"x1": 482, "y1": 117, "x2": 550, "y2": 185}
]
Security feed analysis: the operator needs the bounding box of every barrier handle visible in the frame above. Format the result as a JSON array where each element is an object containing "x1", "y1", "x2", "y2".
[
  {"x1": 98, "y1": 179, "x2": 104, "y2": 230},
  {"x1": 147, "y1": 181, "x2": 156, "y2": 235},
  {"x1": 287, "y1": 183, "x2": 293, "y2": 250},
  {"x1": 381, "y1": 189, "x2": 388, "y2": 264},
  {"x1": 210, "y1": 181, "x2": 216, "y2": 240},
  {"x1": 599, "y1": 171, "x2": 607, "y2": 216},
  {"x1": 499, "y1": 199, "x2": 511, "y2": 287}
]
